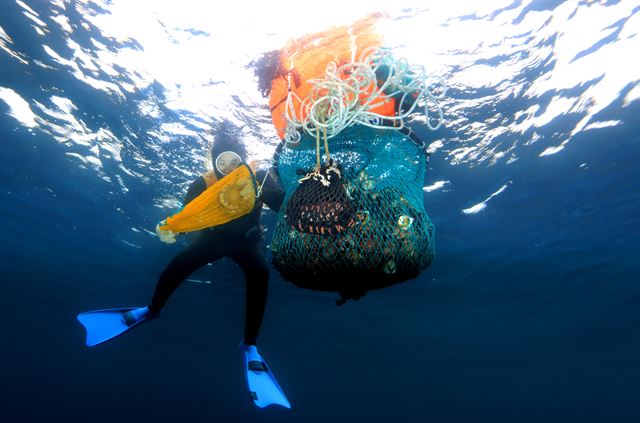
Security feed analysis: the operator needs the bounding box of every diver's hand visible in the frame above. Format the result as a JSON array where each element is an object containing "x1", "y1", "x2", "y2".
[{"x1": 155, "y1": 223, "x2": 176, "y2": 244}]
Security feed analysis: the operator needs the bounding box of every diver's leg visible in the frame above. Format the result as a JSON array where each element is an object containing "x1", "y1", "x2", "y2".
[
  {"x1": 230, "y1": 241, "x2": 269, "y2": 346},
  {"x1": 149, "y1": 235, "x2": 224, "y2": 313}
]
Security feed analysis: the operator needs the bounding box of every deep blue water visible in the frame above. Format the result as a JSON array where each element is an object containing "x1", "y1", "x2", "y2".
[{"x1": 1, "y1": 1, "x2": 639, "y2": 422}]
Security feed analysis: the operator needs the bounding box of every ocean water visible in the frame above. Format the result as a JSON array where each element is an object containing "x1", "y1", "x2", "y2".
[{"x1": 1, "y1": 1, "x2": 639, "y2": 422}]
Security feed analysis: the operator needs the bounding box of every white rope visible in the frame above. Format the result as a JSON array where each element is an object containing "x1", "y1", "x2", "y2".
[
  {"x1": 257, "y1": 167, "x2": 271, "y2": 197},
  {"x1": 283, "y1": 48, "x2": 447, "y2": 144}
]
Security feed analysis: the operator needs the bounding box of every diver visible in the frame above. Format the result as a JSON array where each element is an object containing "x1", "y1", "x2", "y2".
[{"x1": 77, "y1": 123, "x2": 290, "y2": 408}]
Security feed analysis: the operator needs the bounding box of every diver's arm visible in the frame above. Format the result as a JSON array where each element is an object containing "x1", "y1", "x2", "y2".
[
  {"x1": 256, "y1": 168, "x2": 285, "y2": 213},
  {"x1": 183, "y1": 176, "x2": 207, "y2": 206}
]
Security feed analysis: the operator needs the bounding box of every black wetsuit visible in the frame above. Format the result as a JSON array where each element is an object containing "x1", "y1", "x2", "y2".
[{"x1": 149, "y1": 169, "x2": 284, "y2": 345}]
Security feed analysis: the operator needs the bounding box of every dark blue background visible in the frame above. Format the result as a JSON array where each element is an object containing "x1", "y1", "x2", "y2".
[{"x1": 1, "y1": 1, "x2": 639, "y2": 422}]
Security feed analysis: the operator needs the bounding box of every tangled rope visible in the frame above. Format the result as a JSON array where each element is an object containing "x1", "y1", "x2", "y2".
[{"x1": 283, "y1": 47, "x2": 447, "y2": 145}]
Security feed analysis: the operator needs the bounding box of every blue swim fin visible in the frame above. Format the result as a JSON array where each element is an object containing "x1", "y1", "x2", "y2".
[
  {"x1": 240, "y1": 344, "x2": 291, "y2": 409},
  {"x1": 77, "y1": 307, "x2": 152, "y2": 347}
]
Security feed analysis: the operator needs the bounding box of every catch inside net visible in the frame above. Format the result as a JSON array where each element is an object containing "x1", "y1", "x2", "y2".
[{"x1": 271, "y1": 125, "x2": 435, "y2": 302}]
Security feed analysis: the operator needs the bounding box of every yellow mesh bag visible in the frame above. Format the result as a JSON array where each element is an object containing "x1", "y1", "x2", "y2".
[{"x1": 159, "y1": 164, "x2": 257, "y2": 234}]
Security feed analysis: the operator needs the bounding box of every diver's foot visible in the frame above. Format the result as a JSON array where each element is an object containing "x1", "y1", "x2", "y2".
[
  {"x1": 121, "y1": 306, "x2": 152, "y2": 326},
  {"x1": 248, "y1": 360, "x2": 267, "y2": 372},
  {"x1": 240, "y1": 344, "x2": 267, "y2": 372},
  {"x1": 239, "y1": 343, "x2": 290, "y2": 408}
]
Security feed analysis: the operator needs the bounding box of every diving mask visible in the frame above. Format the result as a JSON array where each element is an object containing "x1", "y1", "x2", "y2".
[{"x1": 215, "y1": 150, "x2": 242, "y2": 176}]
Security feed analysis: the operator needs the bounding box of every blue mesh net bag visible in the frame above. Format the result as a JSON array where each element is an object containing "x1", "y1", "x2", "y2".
[{"x1": 271, "y1": 124, "x2": 435, "y2": 303}]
